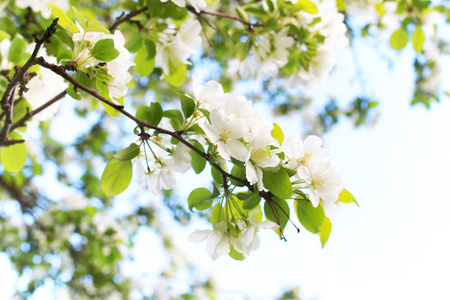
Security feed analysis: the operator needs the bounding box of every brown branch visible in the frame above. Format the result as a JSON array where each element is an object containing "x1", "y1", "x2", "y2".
[
  {"x1": 0, "y1": 18, "x2": 59, "y2": 146},
  {"x1": 109, "y1": 7, "x2": 148, "y2": 32},
  {"x1": 35, "y1": 58, "x2": 277, "y2": 205},
  {"x1": 2, "y1": 139, "x2": 25, "y2": 146},
  {"x1": 10, "y1": 90, "x2": 66, "y2": 132}
]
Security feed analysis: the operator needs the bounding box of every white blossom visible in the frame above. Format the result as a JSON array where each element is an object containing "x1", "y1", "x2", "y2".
[{"x1": 188, "y1": 221, "x2": 231, "y2": 260}]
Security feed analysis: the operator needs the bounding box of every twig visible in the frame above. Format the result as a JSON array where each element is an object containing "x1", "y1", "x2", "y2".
[
  {"x1": 109, "y1": 7, "x2": 148, "y2": 32},
  {"x1": 187, "y1": 5, "x2": 264, "y2": 29},
  {"x1": 10, "y1": 91, "x2": 66, "y2": 132}
]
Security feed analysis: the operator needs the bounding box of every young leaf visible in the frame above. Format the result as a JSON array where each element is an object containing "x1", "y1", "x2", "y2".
[
  {"x1": 264, "y1": 198, "x2": 289, "y2": 238},
  {"x1": 1, "y1": 132, "x2": 26, "y2": 173},
  {"x1": 295, "y1": 200, "x2": 325, "y2": 234},
  {"x1": 48, "y1": 4, "x2": 79, "y2": 33},
  {"x1": 271, "y1": 123, "x2": 284, "y2": 145},
  {"x1": 180, "y1": 94, "x2": 195, "y2": 119},
  {"x1": 390, "y1": 28, "x2": 408, "y2": 50},
  {"x1": 148, "y1": 102, "x2": 163, "y2": 126},
  {"x1": 229, "y1": 245, "x2": 245, "y2": 261},
  {"x1": 72, "y1": 6, "x2": 87, "y2": 30},
  {"x1": 134, "y1": 47, "x2": 155, "y2": 77},
  {"x1": 319, "y1": 217, "x2": 332, "y2": 248},
  {"x1": 337, "y1": 189, "x2": 359, "y2": 206},
  {"x1": 86, "y1": 20, "x2": 110, "y2": 33},
  {"x1": 8, "y1": 36, "x2": 26, "y2": 64},
  {"x1": 188, "y1": 188, "x2": 213, "y2": 211},
  {"x1": 164, "y1": 59, "x2": 187, "y2": 87},
  {"x1": 412, "y1": 26, "x2": 425, "y2": 52},
  {"x1": 211, "y1": 203, "x2": 225, "y2": 226},
  {"x1": 113, "y1": 143, "x2": 140, "y2": 161},
  {"x1": 163, "y1": 109, "x2": 184, "y2": 125},
  {"x1": 189, "y1": 140, "x2": 206, "y2": 174},
  {"x1": 295, "y1": 0, "x2": 319, "y2": 14},
  {"x1": 101, "y1": 159, "x2": 133, "y2": 196},
  {"x1": 91, "y1": 39, "x2": 119, "y2": 62},
  {"x1": 262, "y1": 168, "x2": 293, "y2": 199}
]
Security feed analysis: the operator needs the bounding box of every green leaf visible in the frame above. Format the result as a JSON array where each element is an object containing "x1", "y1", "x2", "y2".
[
  {"x1": 164, "y1": 59, "x2": 186, "y2": 87},
  {"x1": 238, "y1": 189, "x2": 261, "y2": 210},
  {"x1": 113, "y1": 143, "x2": 140, "y2": 161},
  {"x1": 337, "y1": 189, "x2": 359, "y2": 206},
  {"x1": 163, "y1": 109, "x2": 184, "y2": 125},
  {"x1": 264, "y1": 198, "x2": 289, "y2": 238},
  {"x1": 390, "y1": 28, "x2": 408, "y2": 50},
  {"x1": 412, "y1": 26, "x2": 425, "y2": 52},
  {"x1": 229, "y1": 245, "x2": 244, "y2": 261},
  {"x1": 271, "y1": 123, "x2": 284, "y2": 145},
  {"x1": 48, "y1": 4, "x2": 78, "y2": 33},
  {"x1": 57, "y1": 49, "x2": 73, "y2": 63},
  {"x1": 144, "y1": 39, "x2": 156, "y2": 60},
  {"x1": 8, "y1": 36, "x2": 26, "y2": 64},
  {"x1": 91, "y1": 39, "x2": 119, "y2": 62},
  {"x1": 235, "y1": 6, "x2": 249, "y2": 22},
  {"x1": 86, "y1": 20, "x2": 110, "y2": 33},
  {"x1": 262, "y1": 168, "x2": 293, "y2": 199},
  {"x1": 295, "y1": 200, "x2": 325, "y2": 234},
  {"x1": 189, "y1": 140, "x2": 206, "y2": 174},
  {"x1": 211, "y1": 203, "x2": 225, "y2": 226},
  {"x1": 0, "y1": 29, "x2": 10, "y2": 42},
  {"x1": 1, "y1": 132, "x2": 26, "y2": 173},
  {"x1": 125, "y1": 33, "x2": 143, "y2": 53},
  {"x1": 295, "y1": 0, "x2": 319, "y2": 14},
  {"x1": 147, "y1": 0, "x2": 164, "y2": 17},
  {"x1": 180, "y1": 94, "x2": 195, "y2": 119},
  {"x1": 134, "y1": 47, "x2": 155, "y2": 77},
  {"x1": 319, "y1": 217, "x2": 332, "y2": 248},
  {"x1": 188, "y1": 188, "x2": 213, "y2": 211},
  {"x1": 211, "y1": 165, "x2": 223, "y2": 183},
  {"x1": 230, "y1": 165, "x2": 246, "y2": 187},
  {"x1": 72, "y1": 6, "x2": 87, "y2": 30},
  {"x1": 101, "y1": 159, "x2": 132, "y2": 196}
]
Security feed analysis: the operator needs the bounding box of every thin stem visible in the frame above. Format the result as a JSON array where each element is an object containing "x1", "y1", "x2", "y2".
[
  {"x1": 109, "y1": 7, "x2": 148, "y2": 32},
  {"x1": 9, "y1": 91, "x2": 66, "y2": 132},
  {"x1": 187, "y1": 5, "x2": 264, "y2": 28}
]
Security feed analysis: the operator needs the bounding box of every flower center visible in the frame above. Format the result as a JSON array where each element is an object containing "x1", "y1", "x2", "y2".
[
  {"x1": 299, "y1": 152, "x2": 312, "y2": 166},
  {"x1": 218, "y1": 128, "x2": 231, "y2": 142}
]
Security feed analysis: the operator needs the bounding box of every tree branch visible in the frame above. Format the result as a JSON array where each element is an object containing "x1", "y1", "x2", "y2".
[
  {"x1": 0, "y1": 18, "x2": 59, "y2": 147},
  {"x1": 35, "y1": 57, "x2": 276, "y2": 205},
  {"x1": 187, "y1": 5, "x2": 264, "y2": 29},
  {"x1": 10, "y1": 90, "x2": 67, "y2": 132},
  {"x1": 109, "y1": 6, "x2": 148, "y2": 32}
]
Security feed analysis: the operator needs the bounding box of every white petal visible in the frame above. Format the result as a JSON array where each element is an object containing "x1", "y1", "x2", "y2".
[
  {"x1": 226, "y1": 139, "x2": 249, "y2": 162},
  {"x1": 188, "y1": 229, "x2": 211, "y2": 243}
]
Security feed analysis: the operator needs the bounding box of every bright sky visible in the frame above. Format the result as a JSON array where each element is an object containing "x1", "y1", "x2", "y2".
[{"x1": 2, "y1": 16, "x2": 450, "y2": 300}]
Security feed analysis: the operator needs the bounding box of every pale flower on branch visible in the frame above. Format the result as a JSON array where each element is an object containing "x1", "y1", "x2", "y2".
[
  {"x1": 281, "y1": 134, "x2": 330, "y2": 171},
  {"x1": 155, "y1": 18, "x2": 202, "y2": 75},
  {"x1": 231, "y1": 216, "x2": 278, "y2": 258},
  {"x1": 188, "y1": 221, "x2": 231, "y2": 260},
  {"x1": 297, "y1": 162, "x2": 344, "y2": 219},
  {"x1": 192, "y1": 78, "x2": 225, "y2": 111},
  {"x1": 199, "y1": 108, "x2": 249, "y2": 161},
  {"x1": 245, "y1": 134, "x2": 280, "y2": 190}
]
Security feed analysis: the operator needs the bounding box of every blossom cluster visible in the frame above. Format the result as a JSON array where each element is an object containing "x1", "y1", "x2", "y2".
[
  {"x1": 287, "y1": 0, "x2": 349, "y2": 85},
  {"x1": 72, "y1": 28, "x2": 135, "y2": 101},
  {"x1": 134, "y1": 130, "x2": 192, "y2": 195},
  {"x1": 154, "y1": 17, "x2": 203, "y2": 76},
  {"x1": 187, "y1": 80, "x2": 344, "y2": 259}
]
